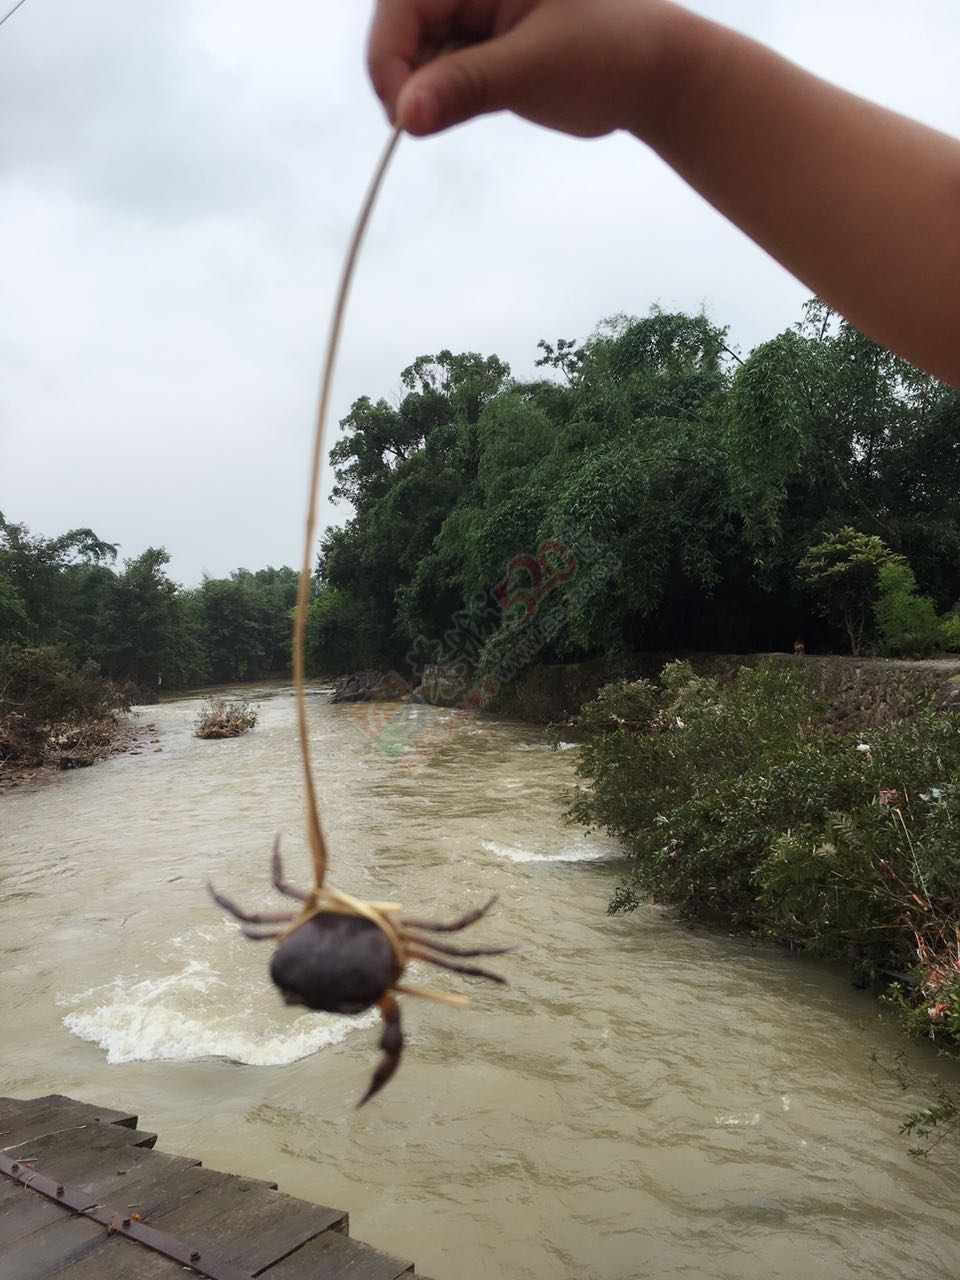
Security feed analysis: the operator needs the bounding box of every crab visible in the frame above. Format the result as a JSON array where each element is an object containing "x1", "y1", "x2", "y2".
[{"x1": 209, "y1": 838, "x2": 510, "y2": 1105}]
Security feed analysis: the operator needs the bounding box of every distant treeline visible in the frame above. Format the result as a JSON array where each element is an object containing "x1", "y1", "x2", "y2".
[
  {"x1": 308, "y1": 300, "x2": 960, "y2": 677},
  {"x1": 0, "y1": 522, "x2": 297, "y2": 692}
]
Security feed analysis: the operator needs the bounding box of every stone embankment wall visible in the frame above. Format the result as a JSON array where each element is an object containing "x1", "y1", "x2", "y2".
[
  {"x1": 419, "y1": 664, "x2": 470, "y2": 707},
  {"x1": 421, "y1": 654, "x2": 960, "y2": 728},
  {"x1": 750, "y1": 653, "x2": 960, "y2": 729}
]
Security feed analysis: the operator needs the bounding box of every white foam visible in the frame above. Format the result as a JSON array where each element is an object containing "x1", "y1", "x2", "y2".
[
  {"x1": 715, "y1": 1112, "x2": 762, "y2": 1128},
  {"x1": 61, "y1": 959, "x2": 375, "y2": 1067},
  {"x1": 481, "y1": 839, "x2": 609, "y2": 864}
]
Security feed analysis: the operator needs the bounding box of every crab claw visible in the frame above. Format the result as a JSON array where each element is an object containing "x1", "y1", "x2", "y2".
[{"x1": 358, "y1": 994, "x2": 402, "y2": 1107}]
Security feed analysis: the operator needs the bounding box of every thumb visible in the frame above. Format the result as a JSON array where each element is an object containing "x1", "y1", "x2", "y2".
[{"x1": 396, "y1": 42, "x2": 519, "y2": 136}]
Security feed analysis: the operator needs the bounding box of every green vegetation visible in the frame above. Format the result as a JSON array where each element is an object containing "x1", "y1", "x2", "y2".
[
  {"x1": 797, "y1": 527, "x2": 900, "y2": 657},
  {"x1": 0, "y1": 513, "x2": 298, "y2": 693},
  {"x1": 943, "y1": 615, "x2": 960, "y2": 653},
  {"x1": 575, "y1": 662, "x2": 960, "y2": 961},
  {"x1": 873, "y1": 560, "x2": 946, "y2": 657},
  {"x1": 796, "y1": 528, "x2": 952, "y2": 658},
  {"x1": 308, "y1": 301, "x2": 960, "y2": 676}
]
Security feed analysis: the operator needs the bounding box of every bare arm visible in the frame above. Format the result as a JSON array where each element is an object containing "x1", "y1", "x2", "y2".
[
  {"x1": 368, "y1": 0, "x2": 960, "y2": 387},
  {"x1": 649, "y1": 10, "x2": 960, "y2": 387}
]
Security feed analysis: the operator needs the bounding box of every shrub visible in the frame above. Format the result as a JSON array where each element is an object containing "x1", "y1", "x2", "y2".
[
  {"x1": 755, "y1": 713, "x2": 960, "y2": 960},
  {"x1": 575, "y1": 663, "x2": 960, "y2": 945},
  {"x1": 942, "y1": 615, "x2": 960, "y2": 652},
  {"x1": 874, "y1": 561, "x2": 944, "y2": 657},
  {"x1": 194, "y1": 698, "x2": 258, "y2": 739},
  {"x1": 571, "y1": 663, "x2": 828, "y2": 919},
  {"x1": 0, "y1": 644, "x2": 130, "y2": 766}
]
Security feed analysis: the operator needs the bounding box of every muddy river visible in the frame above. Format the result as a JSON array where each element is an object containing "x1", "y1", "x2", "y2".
[{"x1": 2, "y1": 685, "x2": 960, "y2": 1278}]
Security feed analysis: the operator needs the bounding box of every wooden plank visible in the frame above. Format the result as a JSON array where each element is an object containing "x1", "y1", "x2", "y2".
[
  {"x1": 261, "y1": 1228, "x2": 414, "y2": 1280},
  {"x1": 0, "y1": 1212, "x2": 109, "y2": 1280},
  {"x1": 3, "y1": 1117, "x2": 189, "y2": 1184},
  {"x1": 92, "y1": 1160, "x2": 319, "y2": 1230},
  {"x1": 0, "y1": 1097, "x2": 151, "y2": 1154},
  {"x1": 53, "y1": 1236, "x2": 194, "y2": 1280},
  {"x1": 146, "y1": 1173, "x2": 348, "y2": 1274},
  {"x1": 0, "y1": 1181, "x2": 80, "y2": 1250},
  {"x1": 1, "y1": 1153, "x2": 255, "y2": 1280},
  {"x1": 0, "y1": 1095, "x2": 147, "y2": 1146},
  {"x1": 0, "y1": 1094, "x2": 138, "y2": 1132},
  {"x1": 0, "y1": 1124, "x2": 200, "y2": 1249}
]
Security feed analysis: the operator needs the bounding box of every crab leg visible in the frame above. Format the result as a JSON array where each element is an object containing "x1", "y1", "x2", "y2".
[
  {"x1": 207, "y1": 884, "x2": 296, "y2": 927},
  {"x1": 271, "y1": 839, "x2": 310, "y2": 902},
  {"x1": 401, "y1": 895, "x2": 498, "y2": 933},
  {"x1": 406, "y1": 947, "x2": 507, "y2": 984},
  {"x1": 403, "y1": 932, "x2": 514, "y2": 959},
  {"x1": 358, "y1": 993, "x2": 403, "y2": 1108}
]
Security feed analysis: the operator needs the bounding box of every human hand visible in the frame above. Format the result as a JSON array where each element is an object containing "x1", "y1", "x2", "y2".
[{"x1": 367, "y1": 0, "x2": 688, "y2": 140}]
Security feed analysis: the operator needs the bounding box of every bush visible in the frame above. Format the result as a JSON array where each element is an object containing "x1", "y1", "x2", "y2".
[
  {"x1": 942, "y1": 615, "x2": 960, "y2": 652},
  {"x1": 754, "y1": 713, "x2": 960, "y2": 960},
  {"x1": 575, "y1": 663, "x2": 960, "y2": 939},
  {"x1": 874, "y1": 561, "x2": 944, "y2": 657},
  {"x1": 194, "y1": 698, "x2": 258, "y2": 739},
  {"x1": 571, "y1": 663, "x2": 827, "y2": 919},
  {"x1": 797, "y1": 526, "x2": 896, "y2": 656},
  {"x1": 0, "y1": 644, "x2": 130, "y2": 766}
]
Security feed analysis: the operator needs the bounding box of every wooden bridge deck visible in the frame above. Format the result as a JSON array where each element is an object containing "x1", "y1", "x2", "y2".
[{"x1": 0, "y1": 1095, "x2": 432, "y2": 1280}]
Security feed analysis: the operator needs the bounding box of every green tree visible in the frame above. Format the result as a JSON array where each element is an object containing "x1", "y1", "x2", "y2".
[
  {"x1": 102, "y1": 548, "x2": 183, "y2": 690},
  {"x1": 0, "y1": 513, "x2": 117, "y2": 646},
  {"x1": 306, "y1": 586, "x2": 390, "y2": 674},
  {"x1": 0, "y1": 572, "x2": 27, "y2": 642},
  {"x1": 798, "y1": 527, "x2": 897, "y2": 655}
]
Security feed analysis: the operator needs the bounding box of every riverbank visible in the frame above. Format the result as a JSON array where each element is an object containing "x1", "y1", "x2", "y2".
[{"x1": 0, "y1": 715, "x2": 160, "y2": 793}]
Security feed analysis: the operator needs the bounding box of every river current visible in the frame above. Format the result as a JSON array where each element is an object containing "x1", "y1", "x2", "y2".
[{"x1": 2, "y1": 684, "x2": 960, "y2": 1278}]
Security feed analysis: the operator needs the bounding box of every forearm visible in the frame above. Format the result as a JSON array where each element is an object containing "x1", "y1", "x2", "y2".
[{"x1": 645, "y1": 8, "x2": 960, "y2": 386}]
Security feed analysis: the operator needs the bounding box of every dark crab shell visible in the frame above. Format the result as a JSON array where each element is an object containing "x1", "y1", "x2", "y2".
[{"x1": 270, "y1": 911, "x2": 401, "y2": 1014}]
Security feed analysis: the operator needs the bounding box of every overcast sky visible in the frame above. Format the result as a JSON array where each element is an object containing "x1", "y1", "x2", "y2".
[{"x1": 2, "y1": 1, "x2": 959, "y2": 585}]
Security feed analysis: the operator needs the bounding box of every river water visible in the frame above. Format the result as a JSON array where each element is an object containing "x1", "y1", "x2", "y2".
[{"x1": 3, "y1": 685, "x2": 960, "y2": 1279}]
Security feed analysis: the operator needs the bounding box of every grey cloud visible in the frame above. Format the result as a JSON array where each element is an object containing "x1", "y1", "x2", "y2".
[
  {"x1": 0, "y1": 0, "x2": 299, "y2": 220},
  {"x1": 1, "y1": 2, "x2": 958, "y2": 584}
]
